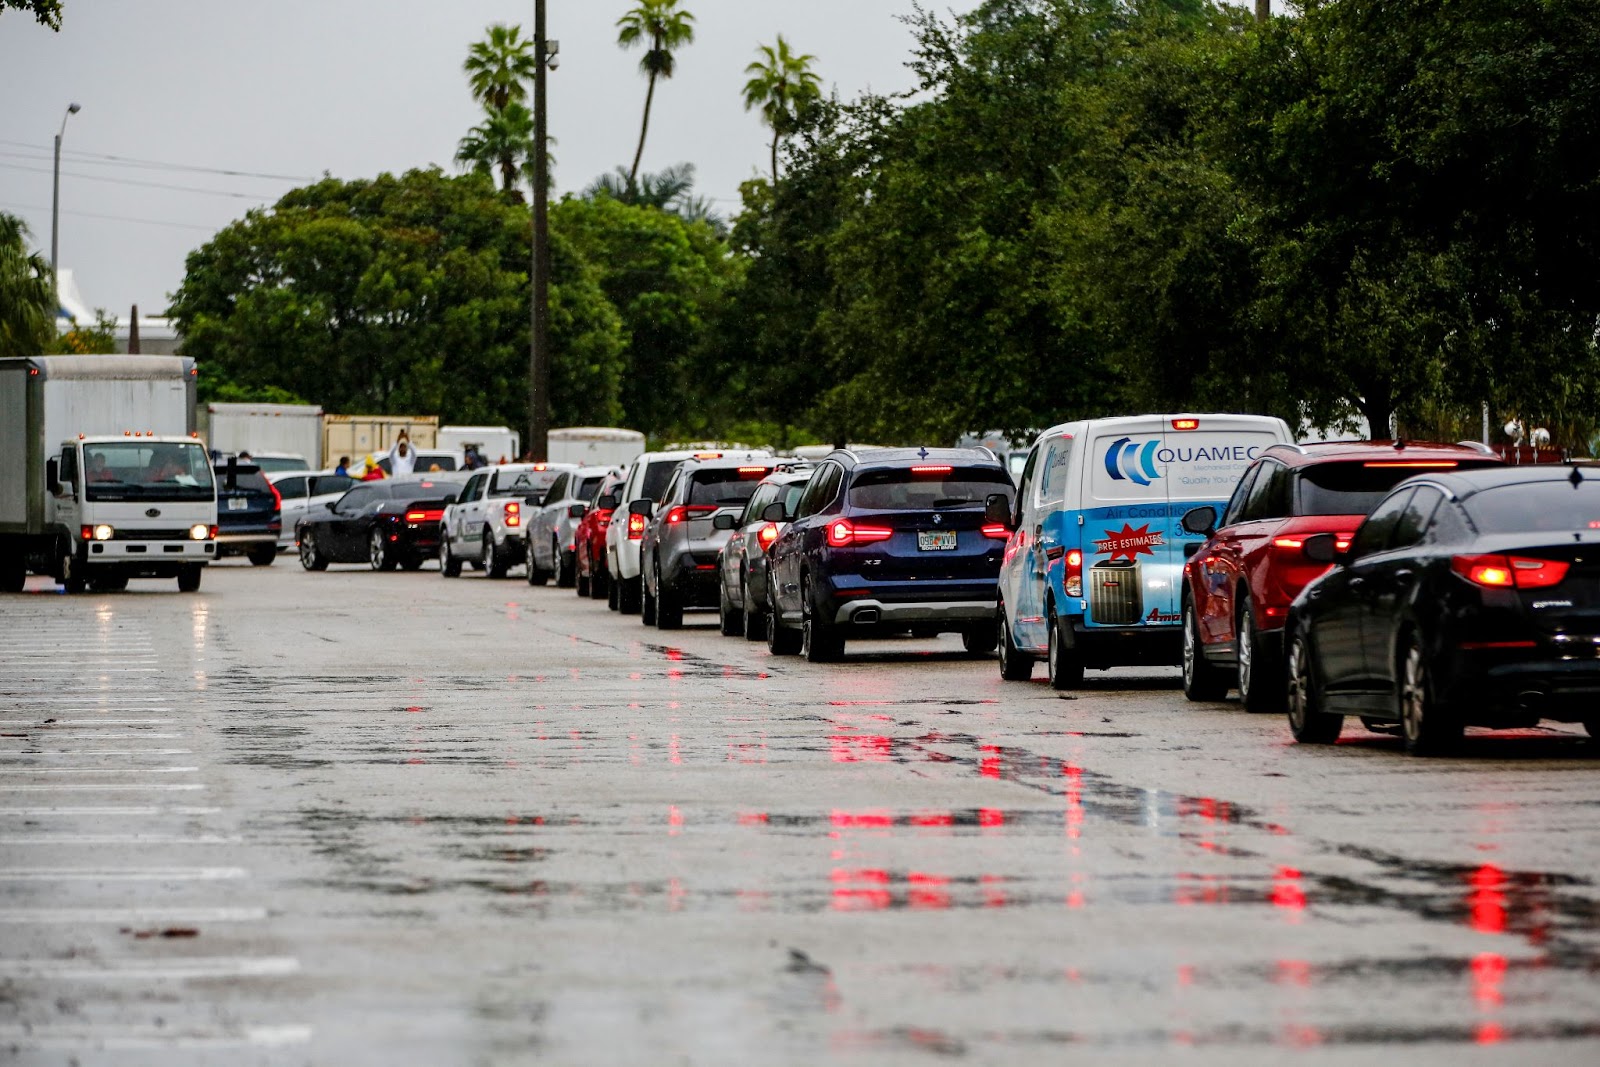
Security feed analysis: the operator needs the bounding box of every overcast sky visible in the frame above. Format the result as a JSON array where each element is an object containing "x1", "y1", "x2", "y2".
[{"x1": 1, "y1": 0, "x2": 994, "y2": 318}]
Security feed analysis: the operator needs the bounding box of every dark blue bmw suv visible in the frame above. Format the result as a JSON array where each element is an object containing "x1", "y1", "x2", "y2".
[{"x1": 764, "y1": 448, "x2": 1015, "y2": 661}]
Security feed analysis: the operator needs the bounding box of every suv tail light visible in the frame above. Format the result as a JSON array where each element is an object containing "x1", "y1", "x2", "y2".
[
  {"x1": 1452, "y1": 554, "x2": 1569, "y2": 590},
  {"x1": 757, "y1": 523, "x2": 780, "y2": 551},
  {"x1": 1064, "y1": 548, "x2": 1083, "y2": 598},
  {"x1": 981, "y1": 523, "x2": 1010, "y2": 540},
  {"x1": 664, "y1": 505, "x2": 716, "y2": 524},
  {"x1": 504, "y1": 500, "x2": 521, "y2": 528},
  {"x1": 1274, "y1": 533, "x2": 1353, "y2": 553},
  {"x1": 827, "y1": 519, "x2": 894, "y2": 547},
  {"x1": 627, "y1": 512, "x2": 647, "y2": 540},
  {"x1": 268, "y1": 480, "x2": 283, "y2": 513}
]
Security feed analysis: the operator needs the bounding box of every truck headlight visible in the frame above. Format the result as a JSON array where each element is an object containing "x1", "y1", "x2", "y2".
[
  {"x1": 92, "y1": 524, "x2": 114, "y2": 542},
  {"x1": 189, "y1": 524, "x2": 210, "y2": 540}
]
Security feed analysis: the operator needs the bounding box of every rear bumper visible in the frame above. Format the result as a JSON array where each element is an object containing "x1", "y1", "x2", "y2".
[
  {"x1": 661, "y1": 553, "x2": 723, "y2": 606},
  {"x1": 1438, "y1": 651, "x2": 1600, "y2": 723},
  {"x1": 1069, "y1": 618, "x2": 1183, "y2": 668},
  {"x1": 834, "y1": 598, "x2": 994, "y2": 627}
]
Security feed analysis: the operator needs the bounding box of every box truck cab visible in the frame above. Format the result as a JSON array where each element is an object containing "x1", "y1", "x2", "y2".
[
  {"x1": 995, "y1": 413, "x2": 1293, "y2": 687},
  {"x1": 0, "y1": 356, "x2": 218, "y2": 594}
]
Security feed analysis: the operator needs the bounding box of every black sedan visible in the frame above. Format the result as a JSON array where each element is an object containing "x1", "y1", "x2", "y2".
[
  {"x1": 297, "y1": 476, "x2": 465, "y2": 572},
  {"x1": 1285, "y1": 465, "x2": 1600, "y2": 754}
]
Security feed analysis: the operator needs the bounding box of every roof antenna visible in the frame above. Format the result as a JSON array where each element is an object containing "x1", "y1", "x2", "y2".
[{"x1": 1569, "y1": 465, "x2": 1584, "y2": 488}]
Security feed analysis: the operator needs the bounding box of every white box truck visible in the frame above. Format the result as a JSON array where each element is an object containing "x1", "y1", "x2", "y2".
[
  {"x1": 0, "y1": 356, "x2": 218, "y2": 593},
  {"x1": 439, "y1": 425, "x2": 521, "y2": 466},
  {"x1": 204, "y1": 402, "x2": 324, "y2": 469},
  {"x1": 548, "y1": 427, "x2": 646, "y2": 467}
]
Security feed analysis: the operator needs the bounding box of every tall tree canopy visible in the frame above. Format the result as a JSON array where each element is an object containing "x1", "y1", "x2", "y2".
[
  {"x1": 0, "y1": 212, "x2": 56, "y2": 359},
  {"x1": 617, "y1": 0, "x2": 696, "y2": 188},
  {"x1": 742, "y1": 36, "x2": 822, "y2": 181}
]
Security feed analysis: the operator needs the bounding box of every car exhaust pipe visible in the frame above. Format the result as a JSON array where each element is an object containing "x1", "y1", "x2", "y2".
[{"x1": 854, "y1": 608, "x2": 881, "y2": 625}]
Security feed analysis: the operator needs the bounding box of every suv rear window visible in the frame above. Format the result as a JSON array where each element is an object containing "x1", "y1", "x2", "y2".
[
  {"x1": 217, "y1": 469, "x2": 272, "y2": 494},
  {"x1": 849, "y1": 468, "x2": 1013, "y2": 511},
  {"x1": 1296, "y1": 460, "x2": 1495, "y2": 516},
  {"x1": 690, "y1": 469, "x2": 770, "y2": 507}
]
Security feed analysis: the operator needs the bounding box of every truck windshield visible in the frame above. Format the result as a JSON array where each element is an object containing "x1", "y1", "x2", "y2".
[{"x1": 83, "y1": 442, "x2": 215, "y2": 502}]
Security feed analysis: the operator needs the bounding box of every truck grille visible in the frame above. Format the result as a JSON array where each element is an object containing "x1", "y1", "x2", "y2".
[
  {"x1": 1090, "y1": 560, "x2": 1143, "y2": 625},
  {"x1": 113, "y1": 528, "x2": 193, "y2": 541}
]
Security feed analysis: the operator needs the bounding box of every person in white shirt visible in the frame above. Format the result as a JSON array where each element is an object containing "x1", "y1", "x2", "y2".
[{"x1": 388, "y1": 431, "x2": 417, "y2": 477}]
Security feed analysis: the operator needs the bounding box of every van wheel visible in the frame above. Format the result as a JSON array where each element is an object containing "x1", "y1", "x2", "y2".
[
  {"x1": 1046, "y1": 609, "x2": 1084, "y2": 690},
  {"x1": 1238, "y1": 601, "x2": 1282, "y2": 713},
  {"x1": 997, "y1": 609, "x2": 1033, "y2": 681},
  {"x1": 1182, "y1": 599, "x2": 1229, "y2": 702},
  {"x1": 177, "y1": 564, "x2": 203, "y2": 593},
  {"x1": 58, "y1": 543, "x2": 85, "y2": 594}
]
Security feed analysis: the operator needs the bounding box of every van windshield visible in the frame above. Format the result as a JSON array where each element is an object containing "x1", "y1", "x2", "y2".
[{"x1": 83, "y1": 442, "x2": 215, "y2": 502}]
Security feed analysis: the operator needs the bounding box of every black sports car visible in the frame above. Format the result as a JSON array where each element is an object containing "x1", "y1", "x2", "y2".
[
  {"x1": 297, "y1": 476, "x2": 465, "y2": 572},
  {"x1": 1285, "y1": 465, "x2": 1600, "y2": 754}
]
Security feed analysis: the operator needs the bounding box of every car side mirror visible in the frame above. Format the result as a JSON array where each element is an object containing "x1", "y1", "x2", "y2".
[
  {"x1": 984, "y1": 494, "x2": 1012, "y2": 528},
  {"x1": 568, "y1": 503, "x2": 588, "y2": 519},
  {"x1": 1180, "y1": 506, "x2": 1217, "y2": 536},
  {"x1": 712, "y1": 512, "x2": 736, "y2": 530},
  {"x1": 46, "y1": 457, "x2": 61, "y2": 495},
  {"x1": 1302, "y1": 532, "x2": 1341, "y2": 565},
  {"x1": 443, "y1": 493, "x2": 458, "y2": 505},
  {"x1": 325, "y1": 501, "x2": 338, "y2": 512},
  {"x1": 627, "y1": 499, "x2": 654, "y2": 517},
  {"x1": 597, "y1": 493, "x2": 619, "y2": 511},
  {"x1": 761, "y1": 502, "x2": 786, "y2": 523}
]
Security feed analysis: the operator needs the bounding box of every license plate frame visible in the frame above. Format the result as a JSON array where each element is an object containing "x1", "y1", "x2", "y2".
[
  {"x1": 917, "y1": 530, "x2": 957, "y2": 552},
  {"x1": 227, "y1": 497, "x2": 249, "y2": 511}
]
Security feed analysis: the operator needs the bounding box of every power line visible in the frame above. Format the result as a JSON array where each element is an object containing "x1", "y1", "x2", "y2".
[
  {"x1": 0, "y1": 200, "x2": 221, "y2": 234},
  {"x1": 0, "y1": 161, "x2": 281, "y2": 201},
  {"x1": 0, "y1": 139, "x2": 318, "y2": 183}
]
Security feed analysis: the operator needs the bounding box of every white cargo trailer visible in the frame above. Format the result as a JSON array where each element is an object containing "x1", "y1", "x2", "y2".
[
  {"x1": 0, "y1": 356, "x2": 218, "y2": 593},
  {"x1": 204, "y1": 402, "x2": 324, "y2": 468},
  {"x1": 438, "y1": 425, "x2": 521, "y2": 466},
  {"x1": 548, "y1": 427, "x2": 646, "y2": 467}
]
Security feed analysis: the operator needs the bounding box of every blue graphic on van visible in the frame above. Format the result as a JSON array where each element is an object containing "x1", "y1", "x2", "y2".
[{"x1": 1103, "y1": 437, "x2": 1162, "y2": 487}]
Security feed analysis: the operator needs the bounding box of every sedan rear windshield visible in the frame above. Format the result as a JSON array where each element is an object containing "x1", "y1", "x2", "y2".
[
  {"x1": 1465, "y1": 480, "x2": 1600, "y2": 534},
  {"x1": 689, "y1": 468, "x2": 771, "y2": 507},
  {"x1": 1295, "y1": 461, "x2": 1494, "y2": 516},
  {"x1": 849, "y1": 468, "x2": 1013, "y2": 511}
]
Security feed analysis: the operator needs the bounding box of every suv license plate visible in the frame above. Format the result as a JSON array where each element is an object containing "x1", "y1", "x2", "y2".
[
  {"x1": 227, "y1": 497, "x2": 249, "y2": 511},
  {"x1": 917, "y1": 530, "x2": 957, "y2": 551}
]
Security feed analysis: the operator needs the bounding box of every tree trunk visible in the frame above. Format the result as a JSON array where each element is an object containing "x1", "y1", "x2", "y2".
[
  {"x1": 770, "y1": 129, "x2": 781, "y2": 182},
  {"x1": 1357, "y1": 389, "x2": 1395, "y2": 442},
  {"x1": 629, "y1": 71, "x2": 658, "y2": 190},
  {"x1": 1255, "y1": 0, "x2": 1270, "y2": 22}
]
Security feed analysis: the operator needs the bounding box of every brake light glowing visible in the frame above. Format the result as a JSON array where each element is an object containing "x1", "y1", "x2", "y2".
[
  {"x1": 1065, "y1": 548, "x2": 1083, "y2": 598},
  {"x1": 405, "y1": 509, "x2": 444, "y2": 523},
  {"x1": 694, "y1": 452, "x2": 723, "y2": 459},
  {"x1": 757, "y1": 523, "x2": 780, "y2": 551},
  {"x1": 1363, "y1": 461, "x2": 1460, "y2": 469},
  {"x1": 981, "y1": 523, "x2": 1010, "y2": 540},
  {"x1": 1452, "y1": 554, "x2": 1569, "y2": 590},
  {"x1": 504, "y1": 501, "x2": 521, "y2": 528},
  {"x1": 827, "y1": 519, "x2": 894, "y2": 547},
  {"x1": 1171, "y1": 418, "x2": 1200, "y2": 431},
  {"x1": 268, "y1": 480, "x2": 282, "y2": 513},
  {"x1": 738, "y1": 466, "x2": 769, "y2": 475},
  {"x1": 910, "y1": 465, "x2": 953, "y2": 474},
  {"x1": 628, "y1": 512, "x2": 647, "y2": 539},
  {"x1": 664, "y1": 505, "x2": 716, "y2": 524},
  {"x1": 1272, "y1": 537, "x2": 1304, "y2": 550},
  {"x1": 533, "y1": 464, "x2": 547, "y2": 471}
]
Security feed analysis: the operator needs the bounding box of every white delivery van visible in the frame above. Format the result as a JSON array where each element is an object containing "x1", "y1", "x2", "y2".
[
  {"x1": 0, "y1": 356, "x2": 218, "y2": 593},
  {"x1": 994, "y1": 413, "x2": 1293, "y2": 687},
  {"x1": 439, "y1": 425, "x2": 521, "y2": 467}
]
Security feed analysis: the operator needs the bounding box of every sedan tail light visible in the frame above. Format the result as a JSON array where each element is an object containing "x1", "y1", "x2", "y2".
[
  {"x1": 405, "y1": 509, "x2": 445, "y2": 523},
  {"x1": 1452, "y1": 554, "x2": 1570, "y2": 590},
  {"x1": 664, "y1": 505, "x2": 716, "y2": 524},
  {"x1": 827, "y1": 519, "x2": 894, "y2": 547},
  {"x1": 756, "y1": 523, "x2": 780, "y2": 551}
]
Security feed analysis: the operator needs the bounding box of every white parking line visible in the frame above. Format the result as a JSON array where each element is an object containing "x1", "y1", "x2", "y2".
[
  {"x1": 0, "y1": 1024, "x2": 312, "y2": 1049},
  {"x1": 2, "y1": 766, "x2": 199, "y2": 774},
  {"x1": 0, "y1": 906, "x2": 267, "y2": 923},
  {"x1": 0, "y1": 957, "x2": 299, "y2": 980},
  {"x1": 0, "y1": 867, "x2": 246, "y2": 882},
  {"x1": 0, "y1": 783, "x2": 205, "y2": 792}
]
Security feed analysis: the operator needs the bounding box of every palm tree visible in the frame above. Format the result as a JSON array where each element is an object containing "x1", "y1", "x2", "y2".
[
  {"x1": 583, "y1": 163, "x2": 726, "y2": 235},
  {"x1": 616, "y1": 0, "x2": 696, "y2": 189},
  {"x1": 0, "y1": 213, "x2": 55, "y2": 359},
  {"x1": 743, "y1": 36, "x2": 822, "y2": 181},
  {"x1": 456, "y1": 101, "x2": 537, "y2": 199},
  {"x1": 463, "y1": 24, "x2": 537, "y2": 113}
]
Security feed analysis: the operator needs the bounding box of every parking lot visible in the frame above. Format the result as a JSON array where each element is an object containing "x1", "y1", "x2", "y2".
[{"x1": 4, "y1": 560, "x2": 1600, "y2": 1065}]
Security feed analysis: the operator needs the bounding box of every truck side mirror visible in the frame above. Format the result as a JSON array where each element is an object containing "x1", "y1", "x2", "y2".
[
  {"x1": 627, "y1": 499, "x2": 654, "y2": 517},
  {"x1": 712, "y1": 512, "x2": 736, "y2": 530},
  {"x1": 761, "y1": 502, "x2": 786, "y2": 522},
  {"x1": 568, "y1": 503, "x2": 588, "y2": 519},
  {"x1": 46, "y1": 458, "x2": 61, "y2": 496},
  {"x1": 984, "y1": 494, "x2": 1013, "y2": 528}
]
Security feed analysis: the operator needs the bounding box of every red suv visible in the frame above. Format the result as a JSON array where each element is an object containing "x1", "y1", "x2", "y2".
[
  {"x1": 574, "y1": 471, "x2": 627, "y2": 600},
  {"x1": 1179, "y1": 441, "x2": 1503, "y2": 711}
]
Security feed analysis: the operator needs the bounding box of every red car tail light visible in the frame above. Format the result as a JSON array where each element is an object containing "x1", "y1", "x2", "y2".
[
  {"x1": 1065, "y1": 548, "x2": 1083, "y2": 598},
  {"x1": 405, "y1": 509, "x2": 444, "y2": 523},
  {"x1": 909, "y1": 465, "x2": 953, "y2": 474},
  {"x1": 981, "y1": 523, "x2": 1010, "y2": 540},
  {"x1": 1452, "y1": 554, "x2": 1569, "y2": 590},
  {"x1": 268, "y1": 480, "x2": 283, "y2": 513},
  {"x1": 1171, "y1": 418, "x2": 1200, "y2": 430},
  {"x1": 757, "y1": 523, "x2": 780, "y2": 551},
  {"x1": 664, "y1": 505, "x2": 716, "y2": 524},
  {"x1": 504, "y1": 501, "x2": 521, "y2": 528},
  {"x1": 628, "y1": 512, "x2": 647, "y2": 539},
  {"x1": 738, "y1": 466, "x2": 770, "y2": 477},
  {"x1": 827, "y1": 519, "x2": 894, "y2": 547}
]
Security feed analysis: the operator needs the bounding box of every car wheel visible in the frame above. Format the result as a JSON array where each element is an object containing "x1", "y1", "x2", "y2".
[
  {"x1": 525, "y1": 538, "x2": 551, "y2": 585},
  {"x1": 1400, "y1": 635, "x2": 1461, "y2": 756},
  {"x1": 556, "y1": 545, "x2": 577, "y2": 588},
  {"x1": 1181, "y1": 599, "x2": 1229, "y2": 702},
  {"x1": 590, "y1": 566, "x2": 609, "y2": 601},
  {"x1": 743, "y1": 578, "x2": 768, "y2": 642},
  {"x1": 655, "y1": 563, "x2": 683, "y2": 630},
  {"x1": 1046, "y1": 609, "x2": 1085, "y2": 690},
  {"x1": 766, "y1": 581, "x2": 801, "y2": 655},
  {"x1": 962, "y1": 621, "x2": 998, "y2": 656},
  {"x1": 300, "y1": 531, "x2": 328, "y2": 572},
  {"x1": 640, "y1": 565, "x2": 657, "y2": 625},
  {"x1": 441, "y1": 538, "x2": 461, "y2": 578},
  {"x1": 801, "y1": 577, "x2": 844, "y2": 662},
  {"x1": 608, "y1": 573, "x2": 622, "y2": 611},
  {"x1": 997, "y1": 608, "x2": 1034, "y2": 681},
  {"x1": 576, "y1": 569, "x2": 590, "y2": 597},
  {"x1": 719, "y1": 581, "x2": 743, "y2": 637},
  {"x1": 176, "y1": 564, "x2": 203, "y2": 593},
  {"x1": 58, "y1": 542, "x2": 85, "y2": 594},
  {"x1": 370, "y1": 530, "x2": 395, "y2": 572},
  {"x1": 1238, "y1": 600, "x2": 1283, "y2": 713},
  {"x1": 1287, "y1": 630, "x2": 1341, "y2": 744},
  {"x1": 247, "y1": 545, "x2": 276, "y2": 567}
]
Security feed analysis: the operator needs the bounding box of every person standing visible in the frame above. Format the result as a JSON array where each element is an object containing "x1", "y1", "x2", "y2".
[
  {"x1": 334, "y1": 456, "x2": 350, "y2": 477},
  {"x1": 388, "y1": 431, "x2": 417, "y2": 478}
]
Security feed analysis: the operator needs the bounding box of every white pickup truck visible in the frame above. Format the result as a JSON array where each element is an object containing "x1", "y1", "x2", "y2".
[{"x1": 438, "y1": 463, "x2": 574, "y2": 579}]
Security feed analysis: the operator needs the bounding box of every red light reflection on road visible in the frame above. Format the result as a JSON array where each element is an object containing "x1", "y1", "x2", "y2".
[
  {"x1": 831, "y1": 734, "x2": 892, "y2": 762},
  {"x1": 831, "y1": 810, "x2": 892, "y2": 829},
  {"x1": 1468, "y1": 865, "x2": 1507, "y2": 934},
  {"x1": 908, "y1": 871, "x2": 950, "y2": 909},
  {"x1": 1271, "y1": 866, "x2": 1307, "y2": 919},
  {"x1": 981, "y1": 874, "x2": 1006, "y2": 908},
  {"x1": 738, "y1": 811, "x2": 769, "y2": 826},
  {"x1": 832, "y1": 868, "x2": 891, "y2": 910},
  {"x1": 980, "y1": 744, "x2": 1001, "y2": 779},
  {"x1": 1471, "y1": 952, "x2": 1506, "y2": 1007},
  {"x1": 668, "y1": 805, "x2": 683, "y2": 836},
  {"x1": 978, "y1": 808, "x2": 1004, "y2": 829},
  {"x1": 1476, "y1": 1022, "x2": 1506, "y2": 1045}
]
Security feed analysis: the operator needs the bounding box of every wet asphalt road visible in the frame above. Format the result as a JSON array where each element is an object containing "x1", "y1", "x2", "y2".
[{"x1": 3, "y1": 560, "x2": 1600, "y2": 1066}]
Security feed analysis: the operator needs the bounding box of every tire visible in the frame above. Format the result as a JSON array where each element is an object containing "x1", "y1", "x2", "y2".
[
  {"x1": 1400, "y1": 635, "x2": 1462, "y2": 756},
  {"x1": 441, "y1": 539, "x2": 462, "y2": 578},
  {"x1": 299, "y1": 531, "x2": 328, "y2": 571},
  {"x1": 743, "y1": 578, "x2": 768, "y2": 641},
  {"x1": 1046, "y1": 609, "x2": 1084, "y2": 690},
  {"x1": 766, "y1": 582, "x2": 802, "y2": 655},
  {"x1": 962, "y1": 621, "x2": 999, "y2": 656},
  {"x1": 556, "y1": 546, "x2": 577, "y2": 588},
  {"x1": 576, "y1": 571, "x2": 590, "y2": 597},
  {"x1": 640, "y1": 568, "x2": 656, "y2": 624},
  {"x1": 997, "y1": 609, "x2": 1034, "y2": 681},
  {"x1": 58, "y1": 543, "x2": 85, "y2": 594},
  {"x1": 400, "y1": 555, "x2": 424, "y2": 572},
  {"x1": 608, "y1": 572, "x2": 622, "y2": 611},
  {"x1": 176, "y1": 564, "x2": 203, "y2": 593},
  {"x1": 369, "y1": 530, "x2": 396, "y2": 572},
  {"x1": 1583, "y1": 718, "x2": 1600, "y2": 741},
  {"x1": 1182, "y1": 599, "x2": 1229, "y2": 702},
  {"x1": 0, "y1": 555, "x2": 23, "y2": 594},
  {"x1": 590, "y1": 566, "x2": 609, "y2": 601},
  {"x1": 655, "y1": 564, "x2": 683, "y2": 630},
  {"x1": 524, "y1": 538, "x2": 551, "y2": 585},
  {"x1": 247, "y1": 545, "x2": 277, "y2": 567},
  {"x1": 719, "y1": 581, "x2": 744, "y2": 636},
  {"x1": 89, "y1": 574, "x2": 129, "y2": 592},
  {"x1": 1287, "y1": 630, "x2": 1341, "y2": 744},
  {"x1": 1238, "y1": 600, "x2": 1283, "y2": 713},
  {"x1": 801, "y1": 577, "x2": 844, "y2": 662},
  {"x1": 483, "y1": 536, "x2": 509, "y2": 580}
]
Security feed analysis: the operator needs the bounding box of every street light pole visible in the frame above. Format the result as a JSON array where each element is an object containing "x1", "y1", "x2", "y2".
[
  {"x1": 50, "y1": 102, "x2": 81, "y2": 301},
  {"x1": 529, "y1": 2, "x2": 552, "y2": 462}
]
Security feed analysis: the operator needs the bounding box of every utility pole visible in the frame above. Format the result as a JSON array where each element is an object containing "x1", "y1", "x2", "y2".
[
  {"x1": 50, "y1": 102, "x2": 81, "y2": 303},
  {"x1": 529, "y1": 1, "x2": 552, "y2": 462},
  {"x1": 1256, "y1": 0, "x2": 1270, "y2": 22}
]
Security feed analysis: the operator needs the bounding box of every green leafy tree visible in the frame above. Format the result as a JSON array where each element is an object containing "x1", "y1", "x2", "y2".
[
  {"x1": 456, "y1": 100, "x2": 537, "y2": 199},
  {"x1": 0, "y1": 212, "x2": 55, "y2": 359},
  {"x1": 742, "y1": 36, "x2": 822, "y2": 181},
  {"x1": 47, "y1": 309, "x2": 117, "y2": 354},
  {"x1": 171, "y1": 169, "x2": 625, "y2": 430},
  {"x1": 616, "y1": 0, "x2": 696, "y2": 189},
  {"x1": 463, "y1": 24, "x2": 537, "y2": 112},
  {"x1": 1, "y1": 0, "x2": 62, "y2": 30}
]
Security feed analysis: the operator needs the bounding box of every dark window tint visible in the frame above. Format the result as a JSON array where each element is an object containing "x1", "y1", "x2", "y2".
[
  {"x1": 848, "y1": 467, "x2": 1014, "y2": 511},
  {"x1": 1239, "y1": 461, "x2": 1291, "y2": 522},
  {"x1": 690, "y1": 468, "x2": 770, "y2": 507},
  {"x1": 1221, "y1": 465, "x2": 1259, "y2": 527},
  {"x1": 1296, "y1": 461, "x2": 1493, "y2": 517},
  {"x1": 1425, "y1": 502, "x2": 1472, "y2": 545},
  {"x1": 310, "y1": 474, "x2": 354, "y2": 498},
  {"x1": 543, "y1": 474, "x2": 569, "y2": 503},
  {"x1": 1349, "y1": 488, "x2": 1415, "y2": 559},
  {"x1": 1390, "y1": 486, "x2": 1444, "y2": 550},
  {"x1": 741, "y1": 484, "x2": 777, "y2": 525},
  {"x1": 274, "y1": 476, "x2": 308, "y2": 498},
  {"x1": 221, "y1": 469, "x2": 273, "y2": 494},
  {"x1": 339, "y1": 485, "x2": 387, "y2": 511},
  {"x1": 1464, "y1": 481, "x2": 1600, "y2": 534},
  {"x1": 796, "y1": 464, "x2": 840, "y2": 517},
  {"x1": 641, "y1": 460, "x2": 683, "y2": 502},
  {"x1": 577, "y1": 476, "x2": 604, "y2": 501}
]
